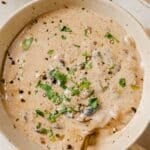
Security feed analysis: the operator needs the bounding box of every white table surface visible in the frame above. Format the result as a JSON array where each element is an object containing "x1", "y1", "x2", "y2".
[{"x1": 0, "y1": 0, "x2": 150, "y2": 150}]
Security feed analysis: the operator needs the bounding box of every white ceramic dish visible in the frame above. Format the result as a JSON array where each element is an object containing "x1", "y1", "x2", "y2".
[{"x1": 0, "y1": 0, "x2": 150, "y2": 149}]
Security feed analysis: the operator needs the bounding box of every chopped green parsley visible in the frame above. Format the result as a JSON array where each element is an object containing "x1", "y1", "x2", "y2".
[
  {"x1": 60, "y1": 26, "x2": 72, "y2": 32},
  {"x1": 73, "y1": 44, "x2": 80, "y2": 48},
  {"x1": 79, "y1": 78, "x2": 91, "y2": 90},
  {"x1": 88, "y1": 97, "x2": 99, "y2": 110},
  {"x1": 48, "y1": 110, "x2": 61, "y2": 122},
  {"x1": 48, "y1": 49, "x2": 54, "y2": 56},
  {"x1": 81, "y1": 51, "x2": 92, "y2": 70},
  {"x1": 22, "y1": 37, "x2": 33, "y2": 50},
  {"x1": 70, "y1": 87, "x2": 80, "y2": 96},
  {"x1": 130, "y1": 84, "x2": 140, "y2": 90},
  {"x1": 37, "y1": 81, "x2": 62, "y2": 104},
  {"x1": 36, "y1": 122, "x2": 42, "y2": 129},
  {"x1": 37, "y1": 128, "x2": 48, "y2": 134},
  {"x1": 119, "y1": 78, "x2": 126, "y2": 87},
  {"x1": 49, "y1": 69, "x2": 67, "y2": 89},
  {"x1": 35, "y1": 109, "x2": 45, "y2": 117},
  {"x1": 104, "y1": 32, "x2": 119, "y2": 43}
]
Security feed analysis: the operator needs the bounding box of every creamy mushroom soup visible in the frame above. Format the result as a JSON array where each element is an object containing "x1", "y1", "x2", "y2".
[{"x1": 1, "y1": 7, "x2": 143, "y2": 150}]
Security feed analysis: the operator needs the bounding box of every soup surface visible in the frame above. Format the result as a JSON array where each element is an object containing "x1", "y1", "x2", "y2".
[{"x1": 2, "y1": 6, "x2": 143, "y2": 150}]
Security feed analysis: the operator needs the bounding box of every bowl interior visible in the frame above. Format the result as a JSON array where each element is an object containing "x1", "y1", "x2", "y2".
[{"x1": 0, "y1": 0, "x2": 150, "y2": 149}]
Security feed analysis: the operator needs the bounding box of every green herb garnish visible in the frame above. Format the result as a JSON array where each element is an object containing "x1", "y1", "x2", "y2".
[
  {"x1": 104, "y1": 32, "x2": 119, "y2": 43},
  {"x1": 88, "y1": 97, "x2": 99, "y2": 109},
  {"x1": 79, "y1": 78, "x2": 91, "y2": 90},
  {"x1": 48, "y1": 129, "x2": 56, "y2": 141},
  {"x1": 73, "y1": 44, "x2": 80, "y2": 48},
  {"x1": 85, "y1": 62, "x2": 92, "y2": 69},
  {"x1": 22, "y1": 37, "x2": 33, "y2": 50},
  {"x1": 49, "y1": 69, "x2": 67, "y2": 89},
  {"x1": 48, "y1": 49, "x2": 54, "y2": 56},
  {"x1": 82, "y1": 51, "x2": 91, "y2": 61},
  {"x1": 36, "y1": 122, "x2": 42, "y2": 129},
  {"x1": 59, "y1": 105, "x2": 67, "y2": 114},
  {"x1": 82, "y1": 51, "x2": 91, "y2": 59},
  {"x1": 59, "y1": 105, "x2": 75, "y2": 114},
  {"x1": 37, "y1": 81, "x2": 62, "y2": 104},
  {"x1": 81, "y1": 51, "x2": 92, "y2": 70},
  {"x1": 80, "y1": 62, "x2": 92, "y2": 70},
  {"x1": 109, "y1": 64, "x2": 116, "y2": 70},
  {"x1": 49, "y1": 129, "x2": 54, "y2": 137},
  {"x1": 37, "y1": 128, "x2": 48, "y2": 134},
  {"x1": 35, "y1": 109, "x2": 45, "y2": 117},
  {"x1": 70, "y1": 87, "x2": 80, "y2": 96},
  {"x1": 60, "y1": 26, "x2": 72, "y2": 32},
  {"x1": 68, "y1": 68, "x2": 77, "y2": 75},
  {"x1": 61, "y1": 35, "x2": 67, "y2": 40},
  {"x1": 119, "y1": 78, "x2": 126, "y2": 87},
  {"x1": 87, "y1": 90, "x2": 95, "y2": 97},
  {"x1": 59, "y1": 95, "x2": 70, "y2": 102},
  {"x1": 130, "y1": 84, "x2": 140, "y2": 90},
  {"x1": 48, "y1": 111, "x2": 61, "y2": 122}
]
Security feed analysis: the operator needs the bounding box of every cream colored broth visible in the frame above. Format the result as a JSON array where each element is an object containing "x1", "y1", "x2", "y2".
[{"x1": 2, "y1": 7, "x2": 143, "y2": 150}]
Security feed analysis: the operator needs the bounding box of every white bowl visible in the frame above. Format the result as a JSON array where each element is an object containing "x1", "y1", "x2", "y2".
[{"x1": 0, "y1": 0, "x2": 150, "y2": 149}]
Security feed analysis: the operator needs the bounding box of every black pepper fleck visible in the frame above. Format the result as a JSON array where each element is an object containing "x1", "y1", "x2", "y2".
[
  {"x1": 59, "y1": 59, "x2": 65, "y2": 66},
  {"x1": 9, "y1": 80, "x2": 14, "y2": 84},
  {"x1": 32, "y1": 19, "x2": 38, "y2": 24},
  {"x1": 8, "y1": 57, "x2": 13, "y2": 60},
  {"x1": 42, "y1": 74, "x2": 47, "y2": 80},
  {"x1": 21, "y1": 98, "x2": 26, "y2": 103},
  {"x1": 64, "y1": 5, "x2": 69, "y2": 9},
  {"x1": 0, "y1": 78, "x2": 5, "y2": 84},
  {"x1": 52, "y1": 79, "x2": 57, "y2": 84},
  {"x1": 51, "y1": 21, "x2": 54, "y2": 24},
  {"x1": 13, "y1": 124, "x2": 16, "y2": 129},
  {"x1": 66, "y1": 67, "x2": 70, "y2": 71},
  {"x1": 59, "y1": 19, "x2": 62, "y2": 23},
  {"x1": 108, "y1": 71, "x2": 113, "y2": 75},
  {"x1": 102, "y1": 62, "x2": 105, "y2": 65},
  {"x1": 7, "y1": 52, "x2": 10, "y2": 56},
  {"x1": 110, "y1": 19, "x2": 113, "y2": 23},
  {"x1": 43, "y1": 21, "x2": 47, "y2": 25},
  {"x1": 67, "y1": 144, "x2": 73, "y2": 149},
  {"x1": 1, "y1": 1, "x2": 6, "y2": 5},
  {"x1": 93, "y1": 41, "x2": 97, "y2": 45},
  {"x1": 11, "y1": 60, "x2": 15, "y2": 65},
  {"x1": 45, "y1": 57, "x2": 49, "y2": 61},
  {"x1": 28, "y1": 91, "x2": 31, "y2": 95},
  {"x1": 16, "y1": 118, "x2": 19, "y2": 122},
  {"x1": 82, "y1": 7, "x2": 85, "y2": 10},
  {"x1": 55, "y1": 133, "x2": 60, "y2": 137},
  {"x1": 19, "y1": 89, "x2": 24, "y2": 94},
  {"x1": 131, "y1": 107, "x2": 137, "y2": 113}
]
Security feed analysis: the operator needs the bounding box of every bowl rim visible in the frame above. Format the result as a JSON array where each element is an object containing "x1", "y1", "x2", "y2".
[{"x1": 0, "y1": 0, "x2": 150, "y2": 149}]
